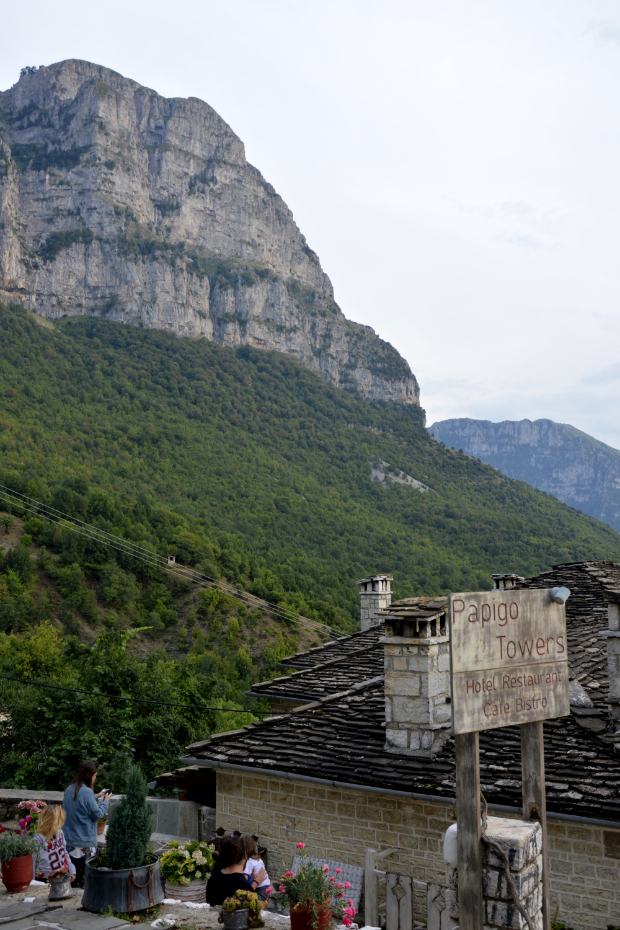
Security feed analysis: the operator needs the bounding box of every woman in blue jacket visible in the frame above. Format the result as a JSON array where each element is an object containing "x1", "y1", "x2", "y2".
[{"x1": 63, "y1": 760, "x2": 111, "y2": 887}]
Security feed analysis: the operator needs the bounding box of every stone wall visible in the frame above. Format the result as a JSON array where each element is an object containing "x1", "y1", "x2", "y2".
[
  {"x1": 215, "y1": 771, "x2": 620, "y2": 930},
  {"x1": 0, "y1": 790, "x2": 208, "y2": 843}
]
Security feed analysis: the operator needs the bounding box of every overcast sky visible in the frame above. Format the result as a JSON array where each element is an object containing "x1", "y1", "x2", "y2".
[{"x1": 3, "y1": 1, "x2": 620, "y2": 446}]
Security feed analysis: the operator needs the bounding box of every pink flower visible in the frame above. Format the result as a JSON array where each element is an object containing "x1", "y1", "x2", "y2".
[
  {"x1": 18, "y1": 819, "x2": 26, "y2": 829},
  {"x1": 25, "y1": 815, "x2": 32, "y2": 823},
  {"x1": 335, "y1": 868, "x2": 342, "y2": 874},
  {"x1": 322, "y1": 865, "x2": 329, "y2": 872},
  {"x1": 343, "y1": 920, "x2": 352, "y2": 928},
  {"x1": 266, "y1": 888, "x2": 272, "y2": 895},
  {"x1": 279, "y1": 885, "x2": 285, "y2": 893},
  {"x1": 343, "y1": 882, "x2": 351, "y2": 889},
  {"x1": 348, "y1": 900, "x2": 354, "y2": 908},
  {"x1": 285, "y1": 871, "x2": 294, "y2": 878},
  {"x1": 296, "y1": 842, "x2": 305, "y2": 849},
  {"x1": 345, "y1": 907, "x2": 356, "y2": 917}
]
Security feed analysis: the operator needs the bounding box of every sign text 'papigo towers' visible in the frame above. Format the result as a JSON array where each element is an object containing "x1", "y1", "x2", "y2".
[{"x1": 449, "y1": 589, "x2": 570, "y2": 734}]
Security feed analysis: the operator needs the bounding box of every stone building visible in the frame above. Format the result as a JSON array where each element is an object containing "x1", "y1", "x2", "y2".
[{"x1": 155, "y1": 561, "x2": 620, "y2": 930}]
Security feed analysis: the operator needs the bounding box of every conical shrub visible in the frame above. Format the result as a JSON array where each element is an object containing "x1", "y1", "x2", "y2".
[{"x1": 106, "y1": 766, "x2": 153, "y2": 870}]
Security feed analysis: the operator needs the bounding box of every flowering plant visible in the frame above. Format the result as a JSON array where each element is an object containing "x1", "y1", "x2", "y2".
[
  {"x1": 17, "y1": 800, "x2": 47, "y2": 835},
  {"x1": 48, "y1": 868, "x2": 69, "y2": 880},
  {"x1": 0, "y1": 830, "x2": 38, "y2": 864},
  {"x1": 220, "y1": 889, "x2": 265, "y2": 928},
  {"x1": 159, "y1": 840, "x2": 215, "y2": 886},
  {"x1": 278, "y1": 844, "x2": 356, "y2": 928}
]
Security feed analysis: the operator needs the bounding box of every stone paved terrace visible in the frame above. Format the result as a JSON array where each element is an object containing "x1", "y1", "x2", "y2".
[{"x1": 0, "y1": 881, "x2": 293, "y2": 930}]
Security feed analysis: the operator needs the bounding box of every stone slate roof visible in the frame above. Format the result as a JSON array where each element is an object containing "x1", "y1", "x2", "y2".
[
  {"x1": 253, "y1": 572, "x2": 614, "y2": 708},
  {"x1": 513, "y1": 560, "x2": 620, "y2": 619},
  {"x1": 185, "y1": 679, "x2": 620, "y2": 823},
  {"x1": 511, "y1": 561, "x2": 620, "y2": 707},
  {"x1": 278, "y1": 625, "x2": 385, "y2": 670},
  {"x1": 173, "y1": 562, "x2": 620, "y2": 820},
  {"x1": 248, "y1": 646, "x2": 384, "y2": 703}
]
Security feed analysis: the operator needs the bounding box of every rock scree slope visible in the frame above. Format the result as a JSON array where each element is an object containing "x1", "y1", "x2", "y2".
[
  {"x1": 0, "y1": 59, "x2": 418, "y2": 406},
  {"x1": 429, "y1": 417, "x2": 620, "y2": 534}
]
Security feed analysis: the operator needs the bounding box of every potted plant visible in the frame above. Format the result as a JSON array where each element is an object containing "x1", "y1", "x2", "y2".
[
  {"x1": 0, "y1": 829, "x2": 37, "y2": 893},
  {"x1": 96, "y1": 815, "x2": 107, "y2": 835},
  {"x1": 17, "y1": 800, "x2": 47, "y2": 835},
  {"x1": 159, "y1": 839, "x2": 215, "y2": 902},
  {"x1": 278, "y1": 844, "x2": 356, "y2": 930},
  {"x1": 82, "y1": 766, "x2": 164, "y2": 913},
  {"x1": 48, "y1": 867, "x2": 74, "y2": 900},
  {"x1": 219, "y1": 889, "x2": 265, "y2": 930}
]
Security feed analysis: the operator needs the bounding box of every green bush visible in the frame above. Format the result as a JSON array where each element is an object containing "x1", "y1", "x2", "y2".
[{"x1": 106, "y1": 766, "x2": 152, "y2": 870}]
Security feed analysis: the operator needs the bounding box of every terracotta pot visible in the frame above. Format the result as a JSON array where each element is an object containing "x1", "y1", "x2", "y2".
[
  {"x1": 290, "y1": 904, "x2": 332, "y2": 930},
  {"x1": 96, "y1": 820, "x2": 107, "y2": 835},
  {"x1": 1, "y1": 854, "x2": 34, "y2": 893}
]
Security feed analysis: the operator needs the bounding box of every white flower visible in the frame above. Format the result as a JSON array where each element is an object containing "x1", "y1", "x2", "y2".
[
  {"x1": 183, "y1": 850, "x2": 190, "y2": 858},
  {"x1": 195, "y1": 871, "x2": 202, "y2": 879},
  {"x1": 192, "y1": 850, "x2": 201, "y2": 860},
  {"x1": 196, "y1": 855, "x2": 207, "y2": 865}
]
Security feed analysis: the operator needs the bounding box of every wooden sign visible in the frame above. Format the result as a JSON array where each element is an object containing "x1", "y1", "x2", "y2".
[{"x1": 449, "y1": 589, "x2": 569, "y2": 734}]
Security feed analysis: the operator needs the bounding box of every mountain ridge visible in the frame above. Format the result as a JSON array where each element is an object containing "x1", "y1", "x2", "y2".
[
  {"x1": 429, "y1": 416, "x2": 620, "y2": 534},
  {"x1": 0, "y1": 59, "x2": 418, "y2": 406}
]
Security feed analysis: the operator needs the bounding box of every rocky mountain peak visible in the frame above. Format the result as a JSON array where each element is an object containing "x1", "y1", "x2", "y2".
[{"x1": 0, "y1": 60, "x2": 419, "y2": 406}]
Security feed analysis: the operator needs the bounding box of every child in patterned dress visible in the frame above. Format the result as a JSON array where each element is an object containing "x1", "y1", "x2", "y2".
[{"x1": 33, "y1": 805, "x2": 76, "y2": 881}]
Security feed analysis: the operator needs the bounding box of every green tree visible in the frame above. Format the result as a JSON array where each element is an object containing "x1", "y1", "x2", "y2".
[
  {"x1": 106, "y1": 766, "x2": 152, "y2": 869},
  {"x1": 0, "y1": 515, "x2": 14, "y2": 535}
]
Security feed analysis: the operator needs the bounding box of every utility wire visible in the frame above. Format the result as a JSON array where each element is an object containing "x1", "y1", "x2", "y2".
[
  {"x1": 0, "y1": 483, "x2": 333, "y2": 633},
  {"x1": 0, "y1": 673, "x2": 273, "y2": 716},
  {"x1": 0, "y1": 485, "x2": 340, "y2": 638}
]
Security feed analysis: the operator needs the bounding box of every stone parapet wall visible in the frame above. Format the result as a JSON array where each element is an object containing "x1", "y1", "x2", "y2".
[
  {"x1": 216, "y1": 771, "x2": 620, "y2": 930},
  {"x1": 0, "y1": 789, "x2": 64, "y2": 823},
  {"x1": 0, "y1": 790, "x2": 205, "y2": 842}
]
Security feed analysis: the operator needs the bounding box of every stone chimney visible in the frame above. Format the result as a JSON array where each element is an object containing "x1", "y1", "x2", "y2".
[
  {"x1": 357, "y1": 574, "x2": 392, "y2": 631},
  {"x1": 380, "y1": 597, "x2": 451, "y2": 758},
  {"x1": 491, "y1": 573, "x2": 524, "y2": 590}
]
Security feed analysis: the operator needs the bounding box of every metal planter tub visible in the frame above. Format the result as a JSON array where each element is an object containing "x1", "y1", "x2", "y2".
[
  {"x1": 82, "y1": 855, "x2": 164, "y2": 913},
  {"x1": 221, "y1": 908, "x2": 250, "y2": 930}
]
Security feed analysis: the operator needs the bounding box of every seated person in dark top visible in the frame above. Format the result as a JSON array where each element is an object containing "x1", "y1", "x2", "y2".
[{"x1": 207, "y1": 836, "x2": 268, "y2": 907}]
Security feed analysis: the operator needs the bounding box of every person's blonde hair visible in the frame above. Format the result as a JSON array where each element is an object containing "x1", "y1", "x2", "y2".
[{"x1": 37, "y1": 805, "x2": 66, "y2": 839}]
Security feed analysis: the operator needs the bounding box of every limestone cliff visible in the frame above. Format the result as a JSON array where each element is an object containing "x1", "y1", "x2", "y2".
[
  {"x1": 429, "y1": 417, "x2": 620, "y2": 534},
  {"x1": 0, "y1": 60, "x2": 418, "y2": 406}
]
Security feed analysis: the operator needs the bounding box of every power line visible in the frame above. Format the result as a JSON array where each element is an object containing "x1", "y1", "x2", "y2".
[
  {"x1": 0, "y1": 483, "x2": 333, "y2": 633},
  {"x1": 0, "y1": 673, "x2": 273, "y2": 716},
  {"x1": 0, "y1": 485, "x2": 340, "y2": 638}
]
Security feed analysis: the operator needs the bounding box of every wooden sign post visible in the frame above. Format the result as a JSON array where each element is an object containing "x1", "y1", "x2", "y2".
[{"x1": 449, "y1": 589, "x2": 570, "y2": 930}]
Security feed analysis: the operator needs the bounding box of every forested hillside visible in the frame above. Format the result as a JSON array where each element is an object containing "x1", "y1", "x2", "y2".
[
  {"x1": 3, "y1": 303, "x2": 620, "y2": 788},
  {"x1": 3, "y1": 303, "x2": 620, "y2": 611}
]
